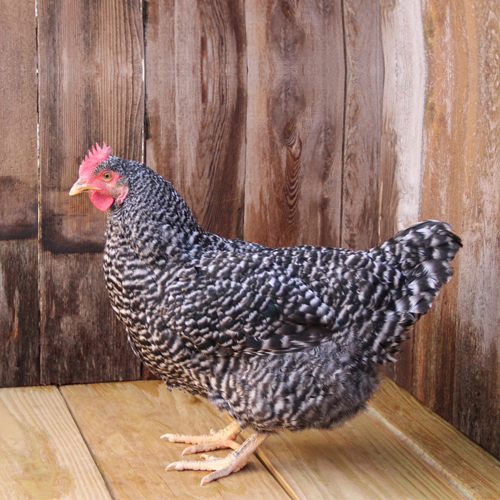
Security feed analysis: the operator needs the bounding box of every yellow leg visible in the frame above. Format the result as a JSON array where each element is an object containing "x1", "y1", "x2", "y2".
[{"x1": 166, "y1": 433, "x2": 267, "y2": 485}]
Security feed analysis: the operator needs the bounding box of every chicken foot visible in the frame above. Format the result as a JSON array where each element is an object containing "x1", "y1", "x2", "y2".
[
  {"x1": 166, "y1": 432, "x2": 267, "y2": 485},
  {"x1": 161, "y1": 421, "x2": 242, "y2": 455}
]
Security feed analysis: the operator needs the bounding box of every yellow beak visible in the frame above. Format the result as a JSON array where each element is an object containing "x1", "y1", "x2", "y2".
[{"x1": 69, "y1": 179, "x2": 97, "y2": 196}]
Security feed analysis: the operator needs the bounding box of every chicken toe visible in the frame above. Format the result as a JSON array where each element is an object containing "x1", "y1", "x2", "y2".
[
  {"x1": 166, "y1": 433, "x2": 267, "y2": 485},
  {"x1": 161, "y1": 421, "x2": 242, "y2": 454}
]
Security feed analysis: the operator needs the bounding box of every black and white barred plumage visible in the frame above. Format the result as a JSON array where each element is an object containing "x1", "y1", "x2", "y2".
[{"x1": 100, "y1": 156, "x2": 461, "y2": 434}]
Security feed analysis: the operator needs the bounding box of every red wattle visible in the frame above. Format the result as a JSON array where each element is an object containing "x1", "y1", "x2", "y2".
[{"x1": 90, "y1": 191, "x2": 115, "y2": 211}]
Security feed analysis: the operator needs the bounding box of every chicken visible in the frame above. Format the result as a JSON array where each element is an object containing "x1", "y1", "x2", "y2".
[{"x1": 69, "y1": 143, "x2": 462, "y2": 485}]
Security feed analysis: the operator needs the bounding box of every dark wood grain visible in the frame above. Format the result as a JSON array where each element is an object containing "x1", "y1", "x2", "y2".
[
  {"x1": 143, "y1": 0, "x2": 176, "y2": 177},
  {"x1": 38, "y1": 0, "x2": 144, "y2": 384},
  {"x1": 145, "y1": 0, "x2": 247, "y2": 240},
  {"x1": 38, "y1": 0, "x2": 145, "y2": 254},
  {"x1": 0, "y1": 0, "x2": 38, "y2": 243},
  {"x1": 0, "y1": 0, "x2": 39, "y2": 387},
  {"x1": 341, "y1": 0, "x2": 383, "y2": 251},
  {"x1": 244, "y1": 0, "x2": 345, "y2": 248},
  {"x1": 0, "y1": 241, "x2": 39, "y2": 387},
  {"x1": 416, "y1": 0, "x2": 500, "y2": 459},
  {"x1": 40, "y1": 253, "x2": 141, "y2": 385}
]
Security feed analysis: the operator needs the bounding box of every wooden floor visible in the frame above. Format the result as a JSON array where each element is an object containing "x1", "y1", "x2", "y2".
[{"x1": 1, "y1": 378, "x2": 499, "y2": 500}]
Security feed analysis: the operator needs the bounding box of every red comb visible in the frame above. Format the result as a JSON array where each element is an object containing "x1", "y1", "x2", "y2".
[{"x1": 79, "y1": 142, "x2": 112, "y2": 176}]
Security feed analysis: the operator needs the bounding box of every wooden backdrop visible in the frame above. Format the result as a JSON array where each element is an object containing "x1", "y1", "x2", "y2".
[{"x1": 1, "y1": 0, "x2": 499, "y2": 460}]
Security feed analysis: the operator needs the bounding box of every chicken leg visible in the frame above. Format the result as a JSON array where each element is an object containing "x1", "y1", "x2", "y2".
[{"x1": 165, "y1": 431, "x2": 267, "y2": 485}]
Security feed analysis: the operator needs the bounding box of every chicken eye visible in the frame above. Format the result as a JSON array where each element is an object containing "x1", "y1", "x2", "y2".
[{"x1": 102, "y1": 172, "x2": 113, "y2": 182}]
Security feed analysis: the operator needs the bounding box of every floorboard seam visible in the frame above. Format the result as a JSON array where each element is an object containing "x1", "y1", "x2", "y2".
[
  {"x1": 58, "y1": 386, "x2": 117, "y2": 500},
  {"x1": 254, "y1": 448, "x2": 301, "y2": 500}
]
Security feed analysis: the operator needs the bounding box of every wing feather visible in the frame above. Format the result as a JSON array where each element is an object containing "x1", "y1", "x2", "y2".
[{"x1": 162, "y1": 251, "x2": 338, "y2": 356}]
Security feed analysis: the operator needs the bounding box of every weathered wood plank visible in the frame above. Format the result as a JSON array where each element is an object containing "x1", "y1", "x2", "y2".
[
  {"x1": 255, "y1": 423, "x2": 466, "y2": 500},
  {"x1": 61, "y1": 381, "x2": 289, "y2": 499},
  {"x1": 379, "y1": 0, "x2": 425, "y2": 238},
  {"x1": 142, "y1": 0, "x2": 176, "y2": 198},
  {"x1": 0, "y1": 242, "x2": 39, "y2": 388},
  {"x1": 415, "y1": 0, "x2": 465, "y2": 417},
  {"x1": 39, "y1": 253, "x2": 140, "y2": 385},
  {"x1": 0, "y1": 0, "x2": 38, "y2": 242},
  {"x1": 247, "y1": 398, "x2": 468, "y2": 499},
  {"x1": 417, "y1": 0, "x2": 500, "y2": 459},
  {"x1": 369, "y1": 379, "x2": 500, "y2": 499},
  {"x1": 38, "y1": 0, "x2": 145, "y2": 254},
  {"x1": 145, "y1": 0, "x2": 247, "y2": 240},
  {"x1": 0, "y1": 0, "x2": 39, "y2": 387},
  {"x1": 379, "y1": 0, "x2": 427, "y2": 391},
  {"x1": 37, "y1": 0, "x2": 144, "y2": 384},
  {"x1": 0, "y1": 386, "x2": 111, "y2": 500},
  {"x1": 341, "y1": 0, "x2": 383, "y2": 251},
  {"x1": 244, "y1": 0, "x2": 344, "y2": 248}
]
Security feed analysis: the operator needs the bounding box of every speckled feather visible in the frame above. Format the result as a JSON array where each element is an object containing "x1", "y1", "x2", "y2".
[{"x1": 99, "y1": 156, "x2": 461, "y2": 434}]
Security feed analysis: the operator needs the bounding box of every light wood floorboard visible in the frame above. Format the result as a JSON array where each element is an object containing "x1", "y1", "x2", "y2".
[{"x1": 1, "y1": 378, "x2": 499, "y2": 499}]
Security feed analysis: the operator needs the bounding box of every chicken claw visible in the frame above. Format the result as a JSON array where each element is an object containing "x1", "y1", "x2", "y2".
[
  {"x1": 161, "y1": 421, "x2": 242, "y2": 454},
  {"x1": 166, "y1": 433, "x2": 267, "y2": 485}
]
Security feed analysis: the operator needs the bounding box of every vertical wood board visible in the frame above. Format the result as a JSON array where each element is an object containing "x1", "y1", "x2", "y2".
[
  {"x1": 38, "y1": 0, "x2": 145, "y2": 254},
  {"x1": 0, "y1": 241, "x2": 39, "y2": 387},
  {"x1": 39, "y1": 253, "x2": 140, "y2": 385},
  {"x1": 379, "y1": 0, "x2": 425, "y2": 241},
  {"x1": 0, "y1": 0, "x2": 38, "y2": 242},
  {"x1": 244, "y1": 0, "x2": 345, "y2": 248},
  {"x1": 341, "y1": 0, "x2": 383, "y2": 251},
  {"x1": 145, "y1": 0, "x2": 247, "y2": 240},
  {"x1": 0, "y1": 0, "x2": 39, "y2": 387},
  {"x1": 379, "y1": 0, "x2": 427, "y2": 390},
  {"x1": 38, "y1": 0, "x2": 144, "y2": 384},
  {"x1": 417, "y1": 0, "x2": 500, "y2": 459}
]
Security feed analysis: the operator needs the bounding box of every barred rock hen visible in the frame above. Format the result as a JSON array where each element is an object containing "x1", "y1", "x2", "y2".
[{"x1": 70, "y1": 143, "x2": 461, "y2": 485}]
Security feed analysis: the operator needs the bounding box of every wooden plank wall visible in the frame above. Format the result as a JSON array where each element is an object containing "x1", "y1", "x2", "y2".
[
  {"x1": 0, "y1": 0, "x2": 499, "y2": 460},
  {"x1": 37, "y1": 0, "x2": 144, "y2": 384}
]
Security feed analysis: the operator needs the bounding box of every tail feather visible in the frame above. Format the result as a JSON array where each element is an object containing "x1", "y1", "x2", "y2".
[
  {"x1": 382, "y1": 220, "x2": 462, "y2": 316},
  {"x1": 368, "y1": 220, "x2": 462, "y2": 363}
]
